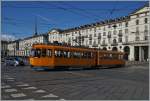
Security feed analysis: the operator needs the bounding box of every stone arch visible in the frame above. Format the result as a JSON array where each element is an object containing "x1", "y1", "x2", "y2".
[
  {"x1": 123, "y1": 46, "x2": 130, "y2": 60},
  {"x1": 103, "y1": 47, "x2": 107, "y2": 50},
  {"x1": 112, "y1": 47, "x2": 118, "y2": 51},
  {"x1": 113, "y1": 39, "x2": 117, "y2": 44}
]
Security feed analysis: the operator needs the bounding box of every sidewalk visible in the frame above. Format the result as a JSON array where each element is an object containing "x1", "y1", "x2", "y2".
[{"x1": 126, "y1": 61, "x2": 149, "y2": 66}]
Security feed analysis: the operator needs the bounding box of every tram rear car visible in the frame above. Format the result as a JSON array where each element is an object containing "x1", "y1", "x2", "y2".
[{"x1": 97, "y1": 51, "x2": 125, "y2": 67}]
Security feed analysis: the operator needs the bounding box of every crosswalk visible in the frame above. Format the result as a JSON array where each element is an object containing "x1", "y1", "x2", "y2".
[{"x1": 2, "y1": 74, "x2": 65, "y2": 100}]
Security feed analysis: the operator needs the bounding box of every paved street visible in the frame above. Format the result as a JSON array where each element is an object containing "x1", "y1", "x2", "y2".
[{"x1": 1, "y1": 63, "x2": 149, "y2": 100}]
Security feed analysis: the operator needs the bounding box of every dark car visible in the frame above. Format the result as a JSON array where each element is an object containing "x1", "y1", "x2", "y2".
[{"x1": 5, "y1": 57, "x2": 25, "y2": 66}]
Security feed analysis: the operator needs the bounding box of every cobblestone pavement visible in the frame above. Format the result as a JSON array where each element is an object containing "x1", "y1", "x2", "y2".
[{"x1": 1, "y1": 63, "x2": 149, "y2": 100}]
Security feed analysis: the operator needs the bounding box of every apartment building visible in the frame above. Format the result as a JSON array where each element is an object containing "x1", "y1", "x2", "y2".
[{"x1": 48, "y1": 4, "x2": 149, "y2": 61}]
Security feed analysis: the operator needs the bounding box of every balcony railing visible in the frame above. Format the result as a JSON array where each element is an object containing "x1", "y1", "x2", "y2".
[
  {"x1": 107, "y1": 35, "x2": 111, "y2": 38},
  {"x1": 118, "y1": 33, "x2": 123, "y2": 37},
  {"x1": 111, "y1": 43, "x2": 118, "y2": 46},
  {"x1": 92, "y1": 44, "x2": 98, "y2": 47},
  {"x1": 89, "y1": 37, "x2": 92, "y2": 40},
  {"x1": 98, "y1": 36, "x2": 101, "y2": 39},
  {"x1": 101, "y1": 43, "x2": 107, "y2": 46}
]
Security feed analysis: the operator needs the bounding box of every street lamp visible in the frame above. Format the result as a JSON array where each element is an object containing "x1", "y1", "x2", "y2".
[{"x1": 13, "y1": 45, "x2": 15, "y2": 57}]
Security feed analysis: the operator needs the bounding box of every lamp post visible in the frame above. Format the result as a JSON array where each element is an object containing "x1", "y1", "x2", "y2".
[
  {"x1": 24, "y1": 43, "x2": 29, "y2": 57},
  {"x1": 13, "y1": 45, "x2": 15, "y2": 57}
]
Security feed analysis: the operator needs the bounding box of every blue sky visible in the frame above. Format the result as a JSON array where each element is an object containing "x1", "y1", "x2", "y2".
[{"x1": 1, "y1": 1, "x2": 148, "y2": 39}]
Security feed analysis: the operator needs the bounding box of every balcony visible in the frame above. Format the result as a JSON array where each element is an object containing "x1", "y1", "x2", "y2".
[
  {"x1": 98, "y1": 36, "x2": 101, "y2": 39},
  {"x1": 118, "y1": 33, "x2": 123, "y2": 37},
  {"x1": 111, "y1": 43, "x2": 118, "y2": 46},
  {"x1": 123, "y1": 40, "x2": 148, "y2": 45},
  {"x1": 89, "y1": 37, "x2": 92, "y2": 40},
  {"x1": 92, "y1": 44, "x2": 98, "y2": 47},
  {"x1": 101, "y1": 43, "x2": 107, "y2": 46},
  {"x1": 107, "y1": 35, "x2": 111, "y2": 38}
]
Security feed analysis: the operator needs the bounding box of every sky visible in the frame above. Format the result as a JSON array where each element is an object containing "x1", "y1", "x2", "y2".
[{"x1": 1, "y1": 1, "x2": 148, "y2": 40}]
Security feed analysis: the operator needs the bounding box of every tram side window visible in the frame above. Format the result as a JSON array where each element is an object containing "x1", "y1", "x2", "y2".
[
  {"x1": 42, "y1": 49, "x2": 46, "y2": 57},
  {"x1": 67, "y1": 52, "x2": 71, "y2": 58},
  {"x1": 35, "y1": 49, "x2": 41, "y2": 57},
  {"x1": 47, "y1": 49, "x2": 52, "y2": 57},
  {"x1": 55, "y1": 50, "x2": 59, "y2": 57},
  {"x1": 30, "y1": 49, "x2": 35, "y2": 57},
  {"x1": 112, "y1": 54, "x2": 118, "y2": 59},
  {"x1": 83, "y1": 52, "x2": 88, "y2": 58},
  {"x1": 63, "y1": 51, "x2": 68, "y2": 58},
  {"x1": 87, "y1": 52, "x2": 92, "y2": 58},
  {"x1": 119, "y1": 54, "x2": 123, "y2": 60},
  {"x1": 73, "y1": 52, "x2": 81, "y2": 58},
  {"x1": 54, "y1": 50, "x2": 63, "y2": 57}
]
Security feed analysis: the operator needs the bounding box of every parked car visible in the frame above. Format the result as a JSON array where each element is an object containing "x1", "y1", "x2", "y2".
[{"x1": 5, "y1": 57, "x2": 24, "y2": 66}]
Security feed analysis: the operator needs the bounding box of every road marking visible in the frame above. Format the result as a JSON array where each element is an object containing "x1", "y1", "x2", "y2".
[
  {"x1": 17, "y1": 84, "x2": 29, "y2": 87},
  {"x1": 60, "y1": 99, "x2": 66, "y2": 100},
  {"x1": 1, "y1": 85, "x2": 11, "y2": 89},
  {"x1": 22, "y1": 87, "x2": 37, "y2": 90},
  {"x1": 3, "y1": 95, "x2": 10, "y2": 99},
  {"x1": 16, "y1": 82, "x2": 24, "y2": 84},
  {"x1": 7, "y1": 79, "x2": 15, "y2": 82},
  {"x1": 11, "y1": 93, "x2": 26, "y2": 98},
  {"x1": 2, "y1": 83, "x2": 5, "y2": 85},
  {"x1": 5, "y1": 89, "x2": 17, "y2": 93},
  {"x1": 67, "y1": 72, "x2": 92, "y2": 77},
  {"x1": 4, "y1": 75, "x2": 9, "y2": 78},
  {"x1": 42, "y1": 94, "x2": 58, "y2": 98},
  {"x1": 6, "y1": 77, "x2": 14, "y2": 80},
  {"x1": 24, "y1": 99, "x2": 34, "y2": 100},
  {"x1": 34, "y1": 89, "x2": 46, "y2": 93}
]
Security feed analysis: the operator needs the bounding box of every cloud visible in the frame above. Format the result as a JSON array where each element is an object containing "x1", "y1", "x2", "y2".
[{"x1": 1, "y1": 34, "x2": 16, "y2": 41}]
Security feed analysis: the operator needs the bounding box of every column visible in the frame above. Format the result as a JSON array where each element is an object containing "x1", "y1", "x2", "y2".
[
  {"x1": 139, "y1": 46, "x2": 142, "y2": 61},
  {"x1": 129, "y1": 45, "x2": 134, "y2": 61},
  {"x1": 141, "y1": 47, "x2": 145, "y2": 61}
]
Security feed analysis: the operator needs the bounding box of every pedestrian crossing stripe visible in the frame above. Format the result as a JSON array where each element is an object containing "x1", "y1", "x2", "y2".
[{"x1": 42, "y1": 94, "x2": 58, "y2": 98}]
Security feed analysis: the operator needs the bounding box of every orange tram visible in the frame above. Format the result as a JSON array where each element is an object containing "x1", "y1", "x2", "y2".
[{"x1": 29, "y1": 43, "x2": 125, "y2": 70}]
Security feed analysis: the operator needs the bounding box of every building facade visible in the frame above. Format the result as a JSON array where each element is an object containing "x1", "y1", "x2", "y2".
[
  {"x1": 7, "y1": 4, "x2": 149, "y2": 61},
  {"x1": 48, "y1": 4, "x2": 149, "y2": 61},
  {"x1": 1, "y1": 40, "x2": 8, "y2": 57},
  {"x1": 7, "y1": 34, "x2": 48, "y2": 56}
]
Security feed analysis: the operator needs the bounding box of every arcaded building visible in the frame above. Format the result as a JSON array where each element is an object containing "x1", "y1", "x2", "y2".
[{"x1": 48, "y1": 4, "x2": 149, "y2": 61}]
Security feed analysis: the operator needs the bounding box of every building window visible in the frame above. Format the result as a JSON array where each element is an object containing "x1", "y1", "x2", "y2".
[
  {"x1": 119, "y1": 23, "x2": 122, "y2": 26},
  {"x1": 144, "y1": 18, "x2": 148, "y2": 23},
  {"x1": 113, "y1": 39, "x2": 117, "y2": 44},
  {"x1": 118, "y1": 38, "x2": 122, "y2": 42},
  {"x1": 113, "y1": 30, "x2": 117, "y2": 35},
  {"x1": 89, "y1": 34, "x2": 92, "y2": 40},
  {"x1": 103, "y1": 26, "x2": 105, "y2": 31},
  {"x1": 98, "y1": 39, "x2": 101, "y2": 44},
  {"x1": 94, "y1": 27, "x2": 96, "y2": 32},
  {"x1": 98, "y1": 33, "x2": 101, "y2": 39},
  {"x1": 125, "y1": 29, "x2": 128, "y2": 34},
  {"x1": 108, "y1": 31, "x2": 111, "y2": 38},
  {"x1": 119, "y1": 30, "x2": 122, "y2": 34},
  {"x1": 125, "y1": 36, "x2": 128, "y2": 42},
  {"x1": 144, "y1": 25, "x2": 148, "y2": 33},
  {"x1": 125, "y1": 22, "x2": 128, "y2": 27},
  {"x1": 108, "y1": 25, "x2": 111, "y2": 28},
  {"x1": 144, "y1": 36, "x2": 148, "y2": 40},
  {"x1": 102, "y1": 39, "x2": 106, "y2": 45},
  {"x1": 135, "y1": 36, "x2": 140, "y2": 41},
  {"x1": 103, "y1": 32, "x2": 106, "y2": 36},
  {"x1": 136, "y1": 19, "x2": 139, "y2": 25},
  {"x1": 89, "y1": 40, "x2": 92, "y2": 45}
]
